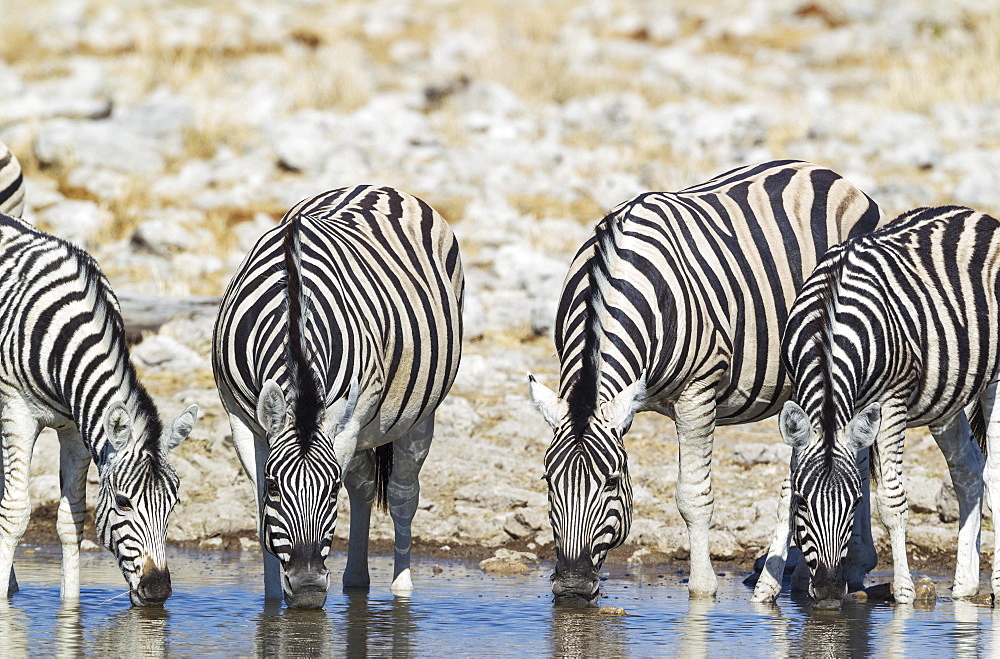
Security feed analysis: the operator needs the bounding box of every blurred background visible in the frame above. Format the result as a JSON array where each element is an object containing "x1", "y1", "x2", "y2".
[{"x1": 1, "y1": 0, "x2": 997, "y2": 566}]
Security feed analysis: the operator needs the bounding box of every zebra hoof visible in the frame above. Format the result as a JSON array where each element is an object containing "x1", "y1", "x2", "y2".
[
  {"x1": 390, "y1": 569, "x2": 413, "y2": 596},
  {"x1": 687, "y1": 576, "x2": 718, "y2": 599}
]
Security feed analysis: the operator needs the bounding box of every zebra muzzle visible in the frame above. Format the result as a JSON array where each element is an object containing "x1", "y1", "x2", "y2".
[
  {"x1": 132, "y1": 565, "x2": 172, "y2": 606},
  {"x1": 551, "y1": 560, "x2": 600, "y2": 606},
  {"x1": 283, "y1": 564, "x2": 331, "y2": 609},
  {"x1": 809, "y1": 562, "x2": 847, "y2": 604}
]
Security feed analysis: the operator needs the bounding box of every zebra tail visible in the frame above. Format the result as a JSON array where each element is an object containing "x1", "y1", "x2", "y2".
[
  {"x1": 373, "y1": 443, "x2": 394, "y2": 512},
  {"x1": 969, "y1": 401, "x2": 988, "y2": 455}
]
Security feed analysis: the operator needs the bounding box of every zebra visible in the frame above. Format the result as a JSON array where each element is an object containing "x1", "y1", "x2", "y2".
[
  {"x1": 0, "y1": 142, "x2": 25, "y2": 218},
  {"x1": 527, "y1": 160, "x2": 882, "y2": 603},
  {"x1": 0, "y1": 211, "x2": 198, "y2": 605},
  {"x1": 752, "y1": 205, "x2": 1000, "y2": 605},
  {"x1": 212, "y1": 185, "x2": 463, "y2": 609}
]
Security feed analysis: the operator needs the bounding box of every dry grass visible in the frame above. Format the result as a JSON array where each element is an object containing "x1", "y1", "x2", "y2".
[{"x1": 882, "y1": 8, "x2": 1000, "y2": 113}]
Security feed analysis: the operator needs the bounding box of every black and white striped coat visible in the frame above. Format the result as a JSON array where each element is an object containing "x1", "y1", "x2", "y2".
[
  {"x1": 755, "y1": 206, "x2": 1000, "y2": 604},
  {"x1": 213, "y1": 185, "x2": 463, "y2": 608},
  {"x1": 0, "y1": 212, "x2": 197, "y2": 605},
  {"x1": 529, "y1": 160, "x2": 881, "y2": 602}
]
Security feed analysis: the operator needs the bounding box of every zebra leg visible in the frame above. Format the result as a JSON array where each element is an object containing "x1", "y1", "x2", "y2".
[
  {"x1": 930, "y1": 412, "x2": 984, "y2": 598},
  {"x1": 388, "y1": 416, "x2": 434, "y2": 596},
  {"x1": 0, "y1": 394, "x2": 40, "y2": 597},
  {"x1": 343, "y1": 449, "x2": 376, "y2": 589},
  {"x1": 870, "y1": 402, "x2": 915, "y2": 604},
  {"x1": 673, "y1": 385, "x2": 719, "y2": 598},
  {"x1": 976, "y1": 382, "x2": 1000, "y2": 597},
  {"x1": 750, "y1": 474, "x2": 793, "y2": 602},
  {"x1": 55, "y1": 427, "x2": 91, "y2": 600},
  {"x1": 229, "y1": 413, "x2": 281, "y2": 601},
  {"x1": 844, "y1": 447, "x2": 877, "y2": 591},
  {"x1": 0, "y1": 431, "x2": 14, "y2": 596}
]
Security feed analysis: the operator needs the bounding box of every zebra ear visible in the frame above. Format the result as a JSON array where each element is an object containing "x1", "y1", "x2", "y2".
[
  {"x1": 846, "y1": 402, "x2": 881, "y2": 452},
  {"x1": 527, "y1": 373, "x2": 568, "y2": 430},
  {"x1": 256, "y1": 380, "x2": 287, "y2": 435},
  {"x1": 104, "y1": 401, "x2": 133, "y2": 452},
  {"x1": 601, "y1": 372, "x2": 647, "y2": 433},
  {"x1": 166, "y1": 405, "x2": 199, "y2": 452},
  {"x1": 779, "y1": 400, "x2": 811, "y2": 449}
]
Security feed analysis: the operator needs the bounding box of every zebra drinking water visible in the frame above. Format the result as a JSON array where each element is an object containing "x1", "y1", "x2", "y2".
[
  {"x1": 0, "y1": 211, "x2": 198, "y2": 606},
  {"x1": 213, "y1": 185, "x2": 463, "y2": 609},
  {"x1": 752, "y1": 205, "x2": 1000, "y2": 605},
  {"x1": 528, "y1": 160, "x2": 881, "y2": 603}
]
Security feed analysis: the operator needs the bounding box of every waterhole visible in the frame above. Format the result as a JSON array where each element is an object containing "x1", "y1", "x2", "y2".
[{"x1": 1, "y1": 545, "x2": 996, "y2": 657}]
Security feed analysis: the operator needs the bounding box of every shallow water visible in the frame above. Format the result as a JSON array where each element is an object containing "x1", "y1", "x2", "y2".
[{"x1": 1, "y1": 545, "x2": 998, "y2": 657}]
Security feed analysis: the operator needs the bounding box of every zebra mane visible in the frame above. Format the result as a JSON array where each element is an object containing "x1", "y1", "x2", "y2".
[
  {"x1": 566, "y1": 210, "x2": 623, "y2": 439},
  {"x1": 811, "y1": 246, "x2": 851, "y2": 461},
  {"x1": 282, "y1": 215, "x2": 324, "y2": 449}
]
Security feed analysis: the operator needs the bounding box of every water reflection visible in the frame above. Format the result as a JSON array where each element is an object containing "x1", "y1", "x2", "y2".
[
  {"x1": 342, "y1": 590, "x2": 418, "y2": 657},
  {"x1": 953, "y1": 600, "x2": 983, "y2": 658},
  {"x1": 548, "y1": 607, "x2": 627, "y2": 658},
  {"x1": 255, "y1": 603, "x2": 332, "y2": 658},
  {"x1": 92, "y1": 605, "x2": 170, "y2": 657},
  {"x1": 677, "y1": 598, "x2": 712, "y2": 659},
  {"x1": 0, "y1": 600, "x2": 28, "y2": 659}
]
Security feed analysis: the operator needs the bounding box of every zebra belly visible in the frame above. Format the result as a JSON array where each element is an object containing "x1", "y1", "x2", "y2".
[{"x1": 904, "y1": 380, "x2": 993, "y2": 428}]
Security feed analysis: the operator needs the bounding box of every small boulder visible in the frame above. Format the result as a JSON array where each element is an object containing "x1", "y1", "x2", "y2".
[
  {"x1": 480, "y1": 549, "x2": 539, "y2": 574},
  {"x1": 936, "y1": 478, "x2": 959, "y2": 523},
  {"x1": 914, "y1": 577, "x2": 937, "y2": 603}
]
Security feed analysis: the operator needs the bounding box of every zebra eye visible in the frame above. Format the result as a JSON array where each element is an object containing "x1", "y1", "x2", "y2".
[
  {"x1": 265, "y1": 478, "x2": 280, "y2": 500},
  {"x1": 604, "y1": 473, "x2": 622, "y2": 491},
  {"x1": 115, "y1": 493, "x2": 133, "y2": 512}
]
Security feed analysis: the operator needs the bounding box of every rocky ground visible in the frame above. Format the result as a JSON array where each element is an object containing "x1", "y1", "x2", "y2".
[{"x1": 4, "y1": 0, "x2": 1000, "y2": 579}]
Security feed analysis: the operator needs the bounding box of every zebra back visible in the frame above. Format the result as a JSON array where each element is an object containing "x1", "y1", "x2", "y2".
[
  {"x1": 785, "y1": 205, "x2": 1000, "y2": 433},
  {"x1": 213, "y1": 185, "x2": 465, "y2": 446},
  {"x1": 554, "y1": 160, "x2": 881, "y2": 424}
]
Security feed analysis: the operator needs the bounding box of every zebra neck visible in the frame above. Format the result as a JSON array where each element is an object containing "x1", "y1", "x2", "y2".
[{"x1": 73, "y1": 368, "x2": 159, "y2": 467}]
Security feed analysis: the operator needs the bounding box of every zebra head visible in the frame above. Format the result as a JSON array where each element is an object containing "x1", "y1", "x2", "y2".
[
  {"x1": 255, "y1": 378, "x2": 360, "y2": 609},
  {"x1": 529, "y1": 373, "x2": 644, "y2": 606},
  {"x1": 779, "y1": 399, "x2": 881, "y2": 603},
  {"x1": 96, "y1": 402, "x2": 198, "y2": 607}
]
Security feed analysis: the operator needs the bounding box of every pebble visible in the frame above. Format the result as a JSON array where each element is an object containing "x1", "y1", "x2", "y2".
[
  {"x1": 913, "y1": 577, "x2": 937, "y2": 603},
  {"x1": 597, "y1": 607, "x2": 627, "y2": 616}
]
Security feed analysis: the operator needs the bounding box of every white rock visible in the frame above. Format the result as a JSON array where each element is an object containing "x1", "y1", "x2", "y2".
[
  {"x1": 33, "y1": 199, "x2": 110, "y2": 247},
  {"x1": 28, "y1": 474, "x2": 60, "y2": 507},
  {"x1": 435, "y1": 396, "x2": 481, "y2": 437},
  {"x1": 453, "y1": 483, "x2": 546, "y2": 510},
  {"x1": 131, "y1": 216, "x2": 208, "y2": 256},
  {"x1": 905, "y1": 474, "x2": 941, "y2": 515},
  {"x1": 132, "y1": 334, "x2": 209, "y2": 371},
  {"x1": 34, "y1": 119, "x2": 166, "y2": 177},
  {"x1": 731, "y1": 442, "x2": 792, "y2": 466}
]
